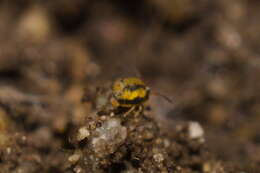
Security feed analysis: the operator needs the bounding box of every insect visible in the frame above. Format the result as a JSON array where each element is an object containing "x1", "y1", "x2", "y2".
[
  {"x1": 105, "y1": 77, "x2": 150, "y2": 117},
  {"x1": 82, "y1": 76, "x2": 172, "y2": 116},
  {"x1": 110, "y1": 77, "x2": 150, "y2": 108}
]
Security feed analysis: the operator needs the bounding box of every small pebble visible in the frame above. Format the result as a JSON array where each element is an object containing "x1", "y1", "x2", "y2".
[
  {"x1": 153, "y1": 153, "x2": 164, "y2": 163},
  {"x1": 68, "y1": 153, "x2": 81, "y2": 163},
  {"x1": 77, "y1": 126, "x2": 90, "y2": 141},
  {"x1": 188, "y1": 121, "x2": 204, "y2": 140}
]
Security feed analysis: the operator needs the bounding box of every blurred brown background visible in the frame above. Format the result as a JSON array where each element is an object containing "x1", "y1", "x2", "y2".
[{"x1": 0, "y1": 0, "x2": 260, "y2": 172}]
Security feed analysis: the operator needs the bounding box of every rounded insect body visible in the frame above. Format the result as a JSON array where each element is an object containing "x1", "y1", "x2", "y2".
[{"x1": 110, "y1": 77, "x2": 150, "y2": 108}]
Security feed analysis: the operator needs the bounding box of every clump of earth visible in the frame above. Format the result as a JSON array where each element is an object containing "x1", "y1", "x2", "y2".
[{"x1": 0, "y1": 0, "x2": 259, "y2": 172}]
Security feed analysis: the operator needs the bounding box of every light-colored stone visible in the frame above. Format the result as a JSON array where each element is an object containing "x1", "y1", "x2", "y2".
[
  {"x1": 77, "y1": 126, "x2": 90, "y2": 141},
  {"x1": 188, "y1": 121, "x2": 204, "y2": 140}
]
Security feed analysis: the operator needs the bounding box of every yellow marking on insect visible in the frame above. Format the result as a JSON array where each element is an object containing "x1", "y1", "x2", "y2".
[
  {"x1": 120, "y1": 88, "x2": 147, "y2": 100},
  {"x1": 111, "y1": 77, "x2": 150, "y2": 108},
  {"x1": 122, "y1": 78, "x2": 145, "y2": 85}
]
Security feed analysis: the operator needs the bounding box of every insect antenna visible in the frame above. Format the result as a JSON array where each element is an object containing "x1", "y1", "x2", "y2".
[{"x1": 152, "y1": 91, "x2": 174, "y2": 104}]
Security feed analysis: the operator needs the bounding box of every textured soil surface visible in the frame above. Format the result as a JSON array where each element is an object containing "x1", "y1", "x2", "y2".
[{"x1": 0, "y1": 0, "x2": 259, "y2": 172}]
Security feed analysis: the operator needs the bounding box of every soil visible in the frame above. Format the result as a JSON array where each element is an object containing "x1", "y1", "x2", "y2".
[{"x1": 0, "y1": 0, "x2": 259, "y2": 172}]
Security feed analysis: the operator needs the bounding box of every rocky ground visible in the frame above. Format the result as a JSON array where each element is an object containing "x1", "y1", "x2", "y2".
[{"x1": 0, "y1": 0, "x2": 259, "y2": 172}]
